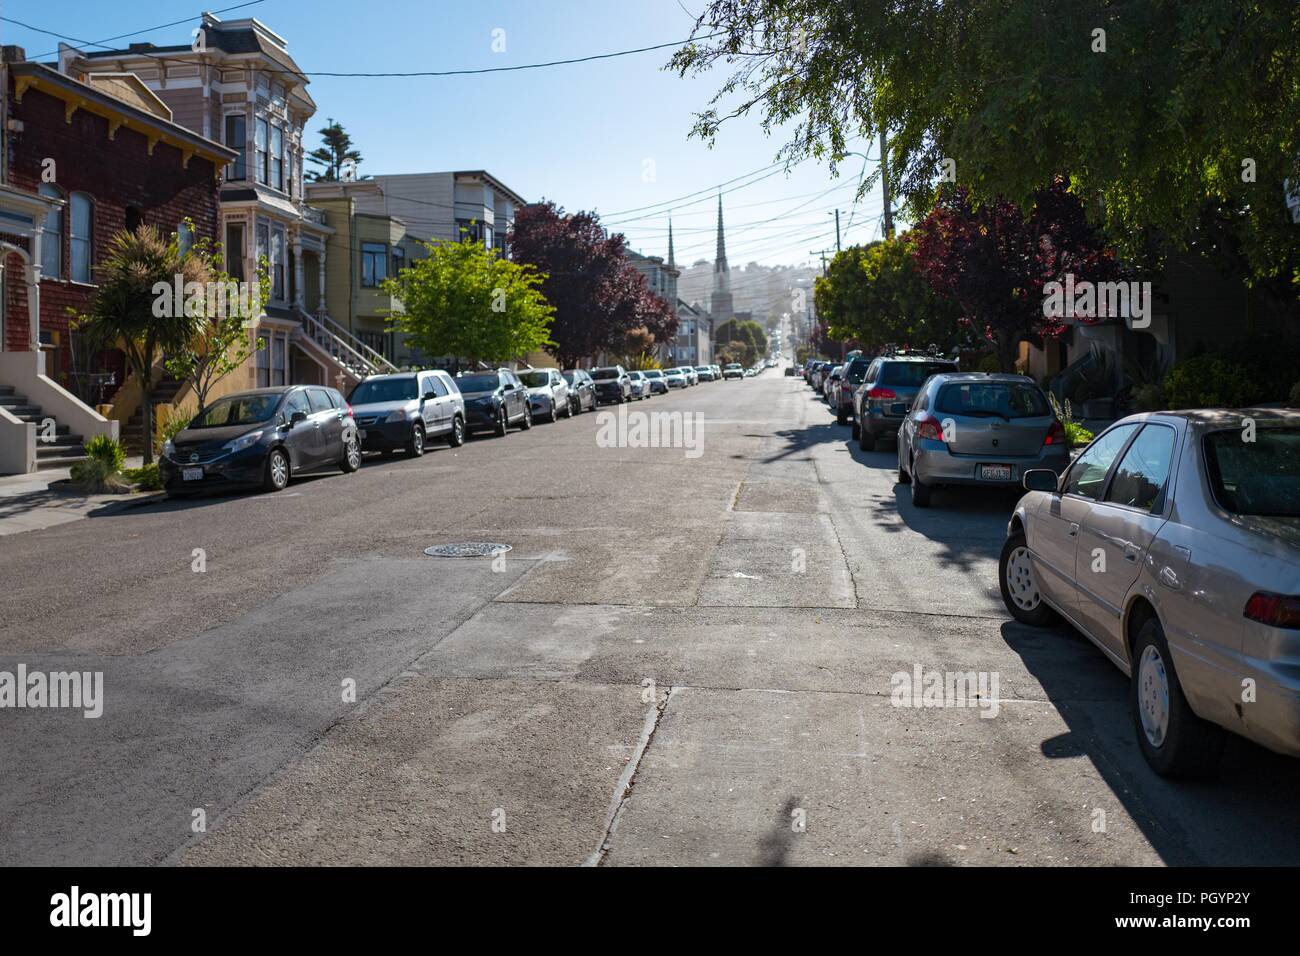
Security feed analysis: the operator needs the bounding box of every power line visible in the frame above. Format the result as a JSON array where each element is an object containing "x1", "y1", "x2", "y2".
[
  {"x1": 18, "y1": 1, "x2": 268, "y2": 62},
  {"x1": 0, "y1": 14, "x2": 725, "y2": 79}
]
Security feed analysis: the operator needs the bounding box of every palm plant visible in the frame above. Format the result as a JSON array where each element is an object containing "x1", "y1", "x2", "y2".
[{"x1": 73, "y1": 226, "x2": 208, "y2": 465}]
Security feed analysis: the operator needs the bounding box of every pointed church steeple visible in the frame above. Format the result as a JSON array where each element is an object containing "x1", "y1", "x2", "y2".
[
  {"x1": 710, "y1": 194, "x2": 734, "y2": 321},
  {"x1": 667, "y1": 218, "x2": 675, "y2": 270}
]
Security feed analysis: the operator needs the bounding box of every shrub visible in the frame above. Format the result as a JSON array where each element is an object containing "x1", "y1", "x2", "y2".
[
  {"x1": 1163, "y1": 356, "x2": 1263, "y2": 409},
  {"x1": 1065, "y1": 422, "x2": 1094, "y2": 447},
  {"x1": 123, "y1": 463, "x2": 161, "y2": 490},
  {"x1": 153, "y1": 405, "x2": 192, "y2": 457},
  {"x1": 976, "y1": 353, "x2": 1001, "y2": 373},
  {"x1": 84, "y1": 434, "x2": 126, "y2": 472},
  {"x1": 1131, "y1": 382, "x2": 1166, "y2": 412}
]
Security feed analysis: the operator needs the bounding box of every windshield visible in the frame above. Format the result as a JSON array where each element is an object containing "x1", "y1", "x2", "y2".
[
  {"x1": 350, "y1": 377, "x2": 418, "y2": 404},
  {"x1": 562, "y1": 372, "x2": 576, "y2": 384},
  {"x1": 519, "y1": 372, "x2": 552, "y2": 388},
  {"x1": 188, "y1": 394, "x2": 279, "y2": 429},
  {"x1": 1204, "y1": 428, "x2": 1300, "y2": 517},
  {"x1": 592, "y1": 367, "x2": 620, "y2": 379},
  {"x1": 457, "y1": 374, "x2": 501, "y2": 393},
  {"x1": 935, "y1": 381, "x2": 1050, "y2": 419},
  {"x1": 725, "y1": 364, "x2": 741, "y2": 370},
  {"x1": 645, "y1": 370, "x2": 664, "y2": 378},
  {"x1": 881, "y1": 362, "x2": 957, "y2": 387}
]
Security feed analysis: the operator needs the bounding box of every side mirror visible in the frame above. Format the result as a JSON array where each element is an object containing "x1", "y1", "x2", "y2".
[
  {"x1": 423, "y1": 391, "x2": 437, "y2": 401},
  {"x1": 290, "y1": 410, "x2": 308, "y2": 426},
  {"x1": 889, "y1": 402, "x2": 909, "y2": 416},
  {"x1": 1023, "y1": 469, "x2": 1059, "y2": 493}
]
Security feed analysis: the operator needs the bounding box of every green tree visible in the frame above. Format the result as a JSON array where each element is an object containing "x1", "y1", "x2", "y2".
[
  {"x1": 715, "y1": 318, "x2": 767, "y2": 365},
  {"x1": 165, "y1": 234, "x2": 271, "y2": 413},
  {"x1": 306, "y1": 118, "x2": 364, "y2": 182},
  {"x1": 670, "y1": 1, "x2": 1300, "y2": 286},
  {"x1": 815, "y1": 237, "x2": 962, "y2": 353},
  {"x1": 382, "y1": 238, "x2": 554, "y2": 365},
  {"x1": 73, "y1": 226, "x2": 208, "y2": 465}
]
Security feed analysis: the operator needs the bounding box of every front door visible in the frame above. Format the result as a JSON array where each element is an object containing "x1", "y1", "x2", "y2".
[
  {"x1": 307, "y1": 388, "x2": 342, "y2": 463},
  {"x1": 1033, "y1": 423, "x2": 1141, "y2": 619},
  {"x1": 1074, "y1": 423, "x2": 1178, "y2": 657},
  {"x1": 281, "y1": 389, "x2": 318, "y2": 469}
]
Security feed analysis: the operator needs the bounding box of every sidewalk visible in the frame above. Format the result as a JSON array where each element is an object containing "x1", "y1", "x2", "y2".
[{"x1": 0, "y1": 455, "x2": 161, "y2": 537}]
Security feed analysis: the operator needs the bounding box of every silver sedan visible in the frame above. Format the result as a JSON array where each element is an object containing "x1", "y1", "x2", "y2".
[{"x1": 1000, "y1": 409, "x2": 1300, "y2": 777}]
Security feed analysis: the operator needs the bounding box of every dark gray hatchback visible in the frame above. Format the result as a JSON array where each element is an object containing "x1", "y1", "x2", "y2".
[
  {"x1": 854, "y1": 355, "x2": 960, "y2": 450},
  {"x1": 160, "y1": 386, "x2": 359, "y2": 496}
]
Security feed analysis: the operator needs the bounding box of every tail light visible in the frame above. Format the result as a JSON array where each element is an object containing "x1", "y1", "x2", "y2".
[
  {"x1": 1043, "y1": 419, "x2": 1066, "y2": 445},
  {"x1": 867, "y1": 387, "x2": 897, "y2": 400},
  {"x1": 1244, "y1": 592, "x2": 1300, "y2": 629},
  {"x1": 916, "y1": 413, "x2": 944, "y2": 442}
]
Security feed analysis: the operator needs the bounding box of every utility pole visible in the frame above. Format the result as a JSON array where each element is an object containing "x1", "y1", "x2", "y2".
[
  {"x1": 810, "y1": 249, "x2": 831, "y2": 275},
  {"x1": 833, "y1": 209, "x2": 841, "y2": 252},
  {"x1": 879, "y1": 128, "x2": 894, "y2": 240}
]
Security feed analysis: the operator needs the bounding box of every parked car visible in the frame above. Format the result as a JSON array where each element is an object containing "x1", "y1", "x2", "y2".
[
  {"x1": 627, "y1": 370, "x2": 652, "y2": 400},
  {"x1": 810, "y1": 361, "x2": 831, "y2": 392},
  {"x1": 642, "y1": 369, "x2": 669, "y2": 395},
  {"x1": 562, "y1": 368, "x2": 597, "y2": 413},
  {"x1": 681, "y1": 366, "x2": 699, "y2": 386},
  {"x1": 832, "y1": 357, "x2": 870, "y2": 425},
  {"x1": 1000, "y1": 409, "x2": 1300, "y2": 777},
  {"x1": 519, "y1": 368, "x2": 572, "y2": 422},
  {"x1": 694, "y1": 365, "x2": 717, "y2": 382},
  {"x1": 722, "y1": 363, "x2": 744, "y2": 381},
  {"x1": 591, "y1": 366, "x2": 632, "y2": 404},
  {"x1": 349, "y1": 370, "x2": 465, "y2": 456},
  {"x1": 855, "y1": 354, "x2": 961, "y2": 450},
  {"x1": 161, "y1": 386, "x2": 359, "y2": 496},
  {"x1": 457, "y1": 369, "x2": 533, "y2": 435},
  {"x1": 896, "y1": 373, "x2": 1069, "y2": 507},
  {"x1": 663, "y1": 368, "x2": 689, "y2": 389},
  {"x1": 710, "y1": 364, "x2": 722, "y2": 380},
  {"x1": 822, "y1": 365, "x2": 843, "y2": 403}
]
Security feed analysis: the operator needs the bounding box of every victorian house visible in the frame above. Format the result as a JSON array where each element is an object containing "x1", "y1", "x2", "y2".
[{"x1": 70, "y1": 12, "x2": 394, "y2": 395}]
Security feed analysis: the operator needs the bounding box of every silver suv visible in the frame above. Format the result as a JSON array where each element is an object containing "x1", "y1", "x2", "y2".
[
  {"x1": 854, "y1": 354, "x2": 959, "y2": 450},
  {"x1": 895, "y1": 372, "x2": 1069, "y2": 507},
  {"x1": 349, "y1": 369, "x2": 466, "y2": 456}
]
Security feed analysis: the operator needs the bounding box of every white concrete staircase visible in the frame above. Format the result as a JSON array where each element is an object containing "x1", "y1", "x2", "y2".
[
  {"x1": 295, "y1": 309, "x2": 397, "y2": 388},
  {"x1": 0, "y1": 385, "x2": 89, "y2": 470}
]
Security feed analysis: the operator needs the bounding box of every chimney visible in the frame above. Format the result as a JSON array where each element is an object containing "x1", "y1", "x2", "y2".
[
  {"x1": 128, "y1": 43, "x2": 156, "y2": 53},
  {"x1": 1, "y1": 46, "x2": 26, "y2": 64}
]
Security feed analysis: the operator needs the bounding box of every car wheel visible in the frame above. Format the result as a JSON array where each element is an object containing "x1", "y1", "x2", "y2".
[
  {"x1": 851, "y1": 419, "x2": 860, "y2": 440},
  {"x1": 998, "y1": 532, "x2": 1055, "y2": 626},
  {"x1": 493, "y1": 407, "x2": 508, "y2": 437},
  {"x1": 519, "y1": 406, "x2": 533, "y2": 430},
  {"x1": 897, "y1": 453, "x2": 911, "y2": 485},
  {"x1": 910, "y1": 469, "x2": 933, "y2": 507},
  {"x1": 857, "y1": 422, "x2": 873, "y2": 451},
  {"x1": 872, "y1": 433, "x2": 892, "y2": 452},
  {"x1": 407, "y1": 423, "x2": 425, "y2": 457},
  {"x1": 262, "y1": 448, "x2": 289, "y2": 492},
  {"x1": 564, "y1": 398, "x2": 574, "y2": 418},
  {"x1": 340, "y1": 436, "x2": 362, "y2": 473},
  {"x1": 448, "y1": 415, "x2": 465, "y2": 447},
  {"x1": 1131, "y1": 617, "x2": 1226, "y2": 778},
  {"x1": 836, "y1": 406, "x2": 848, "y2": 425}
]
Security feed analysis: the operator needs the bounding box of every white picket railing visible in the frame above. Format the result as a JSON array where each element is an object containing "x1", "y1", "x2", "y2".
[{"x1": 297, "y1": 309, "x2": 398, "y2": 381}]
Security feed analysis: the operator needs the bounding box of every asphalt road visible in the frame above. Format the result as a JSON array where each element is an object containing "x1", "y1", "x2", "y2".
[{"x1": 3, "y1": 359, "x2": 1299, "y2": 866}]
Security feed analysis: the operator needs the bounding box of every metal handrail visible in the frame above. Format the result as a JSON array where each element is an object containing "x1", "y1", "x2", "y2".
[{"x1": 297, "y1": 309, "x2": 397, "y2": 377}]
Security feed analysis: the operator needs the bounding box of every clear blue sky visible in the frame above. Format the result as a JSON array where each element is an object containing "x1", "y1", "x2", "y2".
[{"x1": 2, "y1": 0, "x2": 887, "y2": 267}]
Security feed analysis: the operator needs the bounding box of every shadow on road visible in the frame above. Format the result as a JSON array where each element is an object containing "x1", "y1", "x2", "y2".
[{"x1": 1000, "y1": 619, "x2": 1300, "y2": 865}]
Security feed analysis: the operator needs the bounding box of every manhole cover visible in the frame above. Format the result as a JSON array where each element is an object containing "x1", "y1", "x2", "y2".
[{"x1": 423, "y1": 542, "x2": 512, "y2": 558}]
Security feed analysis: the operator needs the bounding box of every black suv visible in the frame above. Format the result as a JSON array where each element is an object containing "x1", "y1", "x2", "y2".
[
  {"x1": 590, "y1": 366, "x2": 632, "y2": 404},
  {"x1": 853, "y1": 354, "x2": 960, "y2": 451}
]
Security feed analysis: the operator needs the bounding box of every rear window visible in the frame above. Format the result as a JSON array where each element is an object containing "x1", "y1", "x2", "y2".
[
  {"x1": 843, "y1": 359, "x2": 871, "y2": 384},
  {"x1": 935, "y1": 381, "x2": 1050, "y2": 419},
  {"x1": 350, "y1": 377, "x2": 418, "y2": 404},
  {"x1": 880, "y1": 361, "x2": 956, "y2": 387},
  {"x1": 1204, "y1": 428, "x2": 1300, "y2": 517},
  {"x1": 592, "y1": 367, "x2": 620, "y2": 379}
]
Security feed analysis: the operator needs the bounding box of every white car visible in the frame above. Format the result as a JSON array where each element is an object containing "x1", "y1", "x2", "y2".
[{"x1": 663, "y1": 368, "x2": 688, "y2": 389}]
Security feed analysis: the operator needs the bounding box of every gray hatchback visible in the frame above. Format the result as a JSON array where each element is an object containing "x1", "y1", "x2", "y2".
[{"x1": 896, "y1": 372, "x2": 1069, "y2": 507}]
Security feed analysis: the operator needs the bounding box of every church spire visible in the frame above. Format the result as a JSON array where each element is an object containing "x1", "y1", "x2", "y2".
[
  {"x1": 710, "y1": 194, "x2": 734, "y2": 321},
  {"x1": 714, "y1": 194, "x2": 728, "y2": 272},
  {"x1": 667, "y1": 218, "x2": 675, "y2": 269}
]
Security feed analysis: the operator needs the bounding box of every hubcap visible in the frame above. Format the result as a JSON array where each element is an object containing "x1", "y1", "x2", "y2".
[
  {"x1": 347, "y1": 441, "x2": 360, "y2": 468},
  {"x1": 1138, "y1": 645, "x2": 1170, "y2": 748},
  {"x1": 1005, "y1": 546, "x2": 1041, "y2": 610},
  {"x1": 271, "y1": 453, "x2": 287, "y2": 487},
  {"x1": 414, "y1": 429, "x2": 423, "y2": 452}
]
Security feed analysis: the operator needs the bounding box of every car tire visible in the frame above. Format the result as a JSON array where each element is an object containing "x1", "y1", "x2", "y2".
[
  {"x1": 872, "y1": 433, "x2": 892, "y2": 452},
  {"x1": 340, "y1": 436, "x2": 362, "y2": 473},
  {"x1": 448, "y1": 415, "x2": 466, "y2": 447},
  {"x1": 998, "y1": 531, "x2": 1056, "y2": 626},
  {"x1": 858, "y1": 422, "x2": 873, "y2": 451},
  {"x1": 910, "y1": 470, "x2": 933, "y2": 507},
  {"x1": 1131, "y1": 617, "x2": 1226, "y2": 778},
  {"x1": 836, "y1": 406, "x2": 848, "y2": 425},
  {"x1": 851, "y1": 419, "x2": 860, "y2": 440},
  {"x1": 897, "y1": 458, "x2": 911, "y2": 485},
  {"x1": 407, "y1": 423, "x2": 425, "y2": 457},
  {"x1": 493, "y1": 407, "x2": 508, "y2": 437},
  {"x1": 519, "y1": 406, "x2": 533, "y2": 430},
  {"x1": 262, "y1": 448, "x2": 289, "y2": 492}
]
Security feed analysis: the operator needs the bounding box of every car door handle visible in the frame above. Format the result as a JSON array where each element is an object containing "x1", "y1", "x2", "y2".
[
  {"x1": 1158, "y1": 566, "x2": 1181, "y2": 590},
  {"x1": 1124, "y1": 545, "x2": 1140, "y2": 563},
  {"x1": 1067, "y1": 522, "x2": 1079, "y2": 538}
]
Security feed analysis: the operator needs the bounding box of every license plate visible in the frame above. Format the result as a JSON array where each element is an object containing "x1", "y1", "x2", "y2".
[
  {"x1": 979, "y1": 464, "x2": 1012, "y2": 481},
  {"x1": 357, "y1": 429, "x2": 367, "y2": 440},
  {"x1": 182, "y1": 467, "x2": 204, "y2": 481}
]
